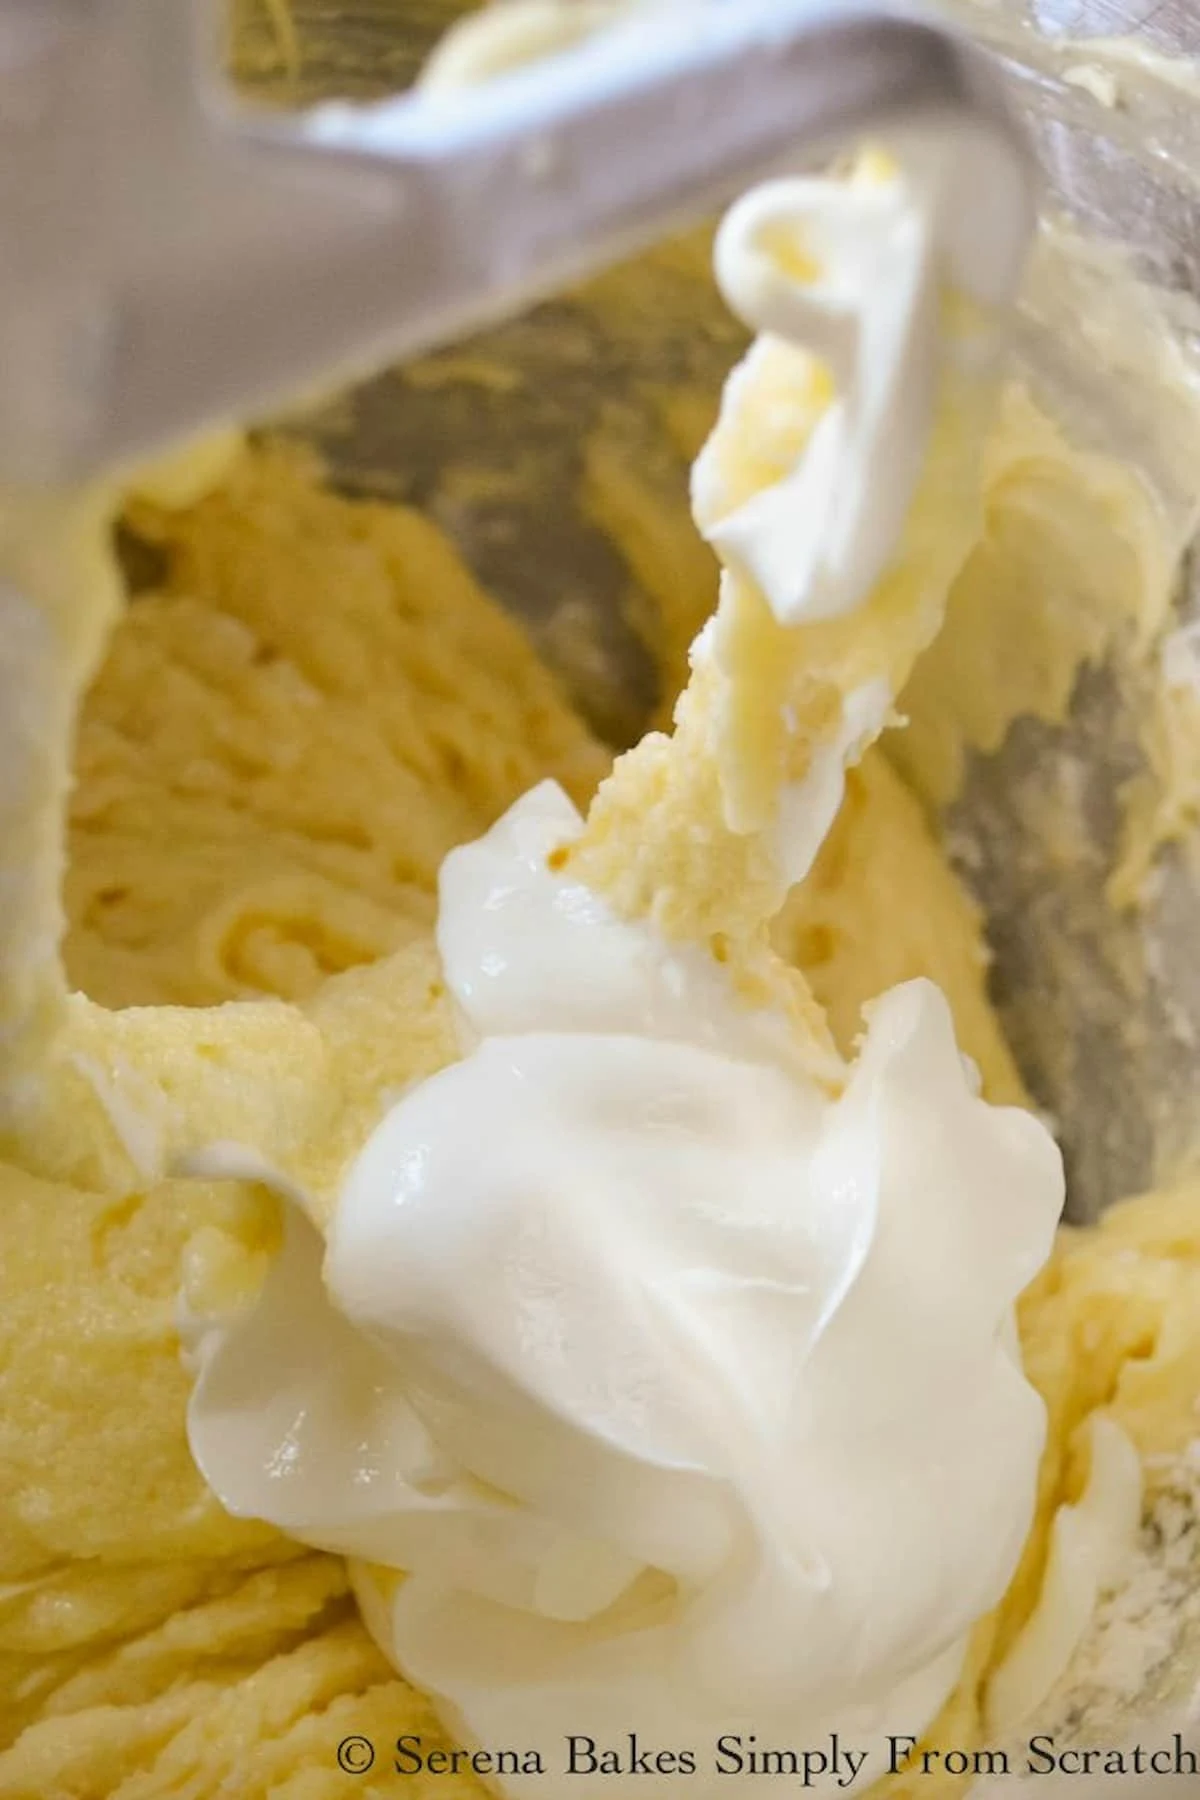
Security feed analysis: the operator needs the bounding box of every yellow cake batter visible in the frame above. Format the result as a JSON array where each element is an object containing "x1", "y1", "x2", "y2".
[
  {"x1": 2, "y1": 42, "x2": 1200, "y2": 1800},
  {"x1": 0, "y1": 374, "x2": 1192, "y2": 1800}
]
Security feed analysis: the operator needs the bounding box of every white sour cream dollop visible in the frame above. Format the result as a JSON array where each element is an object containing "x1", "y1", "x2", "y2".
[{"x1": 187, "y1": 781, "x2": 1061, "y2": 1795}]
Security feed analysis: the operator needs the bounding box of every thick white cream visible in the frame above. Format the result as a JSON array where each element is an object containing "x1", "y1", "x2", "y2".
[
  {"x1": 692, "y1": 169, "x2": 941, "y2": 626},
  {"x1": 691, "y1": 116, "x2": 1030, "y2": 632},
  {"x1": 188, "y1": 782, "x2": 1063, "y2": 1794}
]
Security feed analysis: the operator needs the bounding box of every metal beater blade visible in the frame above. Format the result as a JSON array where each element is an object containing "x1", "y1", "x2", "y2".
[{"x1": 0, "y1": 0, "x2": 1035, "y2": 484}]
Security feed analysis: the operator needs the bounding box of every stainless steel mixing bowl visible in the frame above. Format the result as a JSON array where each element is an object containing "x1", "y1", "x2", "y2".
[{"x1": 223, "y1": 0, "x2": 1200, "y2": 1225}]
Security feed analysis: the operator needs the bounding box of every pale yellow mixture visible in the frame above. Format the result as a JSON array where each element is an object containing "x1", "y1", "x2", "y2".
[{"x1": 3, "y1": 109, "x2": 1200, "y2": 1800}]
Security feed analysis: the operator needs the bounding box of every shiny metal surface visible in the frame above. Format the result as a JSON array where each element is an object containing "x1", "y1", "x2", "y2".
[
  {"x1": 1035, "y1": 0, "x2": 1193, "y2": 45},
  {"x1": 0, "y1": 0, "x2": 1035, "y2": 484},
  {"x1": 939, "y1": 0, "x2": 1200, "y2": 1218}
]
